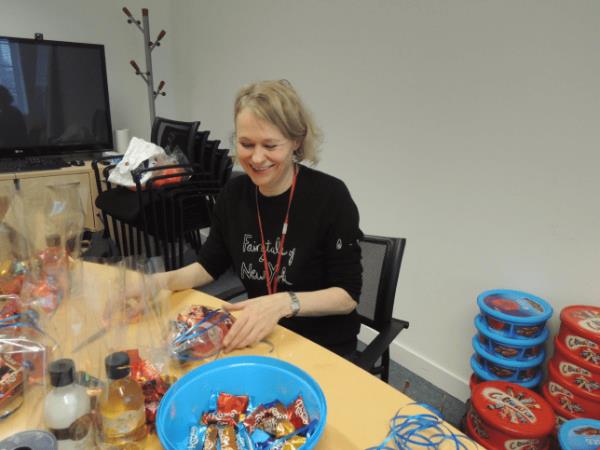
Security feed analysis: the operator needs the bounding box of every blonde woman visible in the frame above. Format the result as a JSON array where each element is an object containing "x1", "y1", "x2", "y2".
[{"x1": 158, "y1": 80, "x2": 363, "y2": 357}]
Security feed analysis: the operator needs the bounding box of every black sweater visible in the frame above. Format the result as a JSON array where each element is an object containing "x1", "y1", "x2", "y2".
[{"x1": 198, "y1": 165, "x2": 363, "y2": 355}]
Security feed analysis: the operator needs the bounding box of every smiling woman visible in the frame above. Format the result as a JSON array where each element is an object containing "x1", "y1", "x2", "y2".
[{"x1": 153, "y1": 79, "x2": 363, "y2": 357}]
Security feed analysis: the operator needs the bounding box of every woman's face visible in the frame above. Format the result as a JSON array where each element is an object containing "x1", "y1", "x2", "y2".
[{"x1": 236, "y1": 108, "x2": 297, "y2": 196}]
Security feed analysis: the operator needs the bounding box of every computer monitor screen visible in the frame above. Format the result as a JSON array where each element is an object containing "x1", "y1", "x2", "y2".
[{"x1": 0, "y1": 36, "x2": 113, "y2": 157}]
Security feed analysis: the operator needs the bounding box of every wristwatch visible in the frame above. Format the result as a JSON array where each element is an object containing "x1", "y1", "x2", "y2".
[{"x1": 287, "y1": 291, "x2": 300, "y2": 318}]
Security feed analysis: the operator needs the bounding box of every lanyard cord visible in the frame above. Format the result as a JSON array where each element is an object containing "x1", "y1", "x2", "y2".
[{"x1": 255, "y1": 165, "x2": 299, "y2": 295}]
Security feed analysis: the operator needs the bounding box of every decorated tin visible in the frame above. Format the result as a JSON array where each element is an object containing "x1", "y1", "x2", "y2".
[
  {"x1": 542, "y1": 383, "x2": 588, "y2": 421},
  {"x1": 552, "y1": 337, "x2": 600, "y2": 391},
  {"x1": 477, "y1": 290, "x2": 553, "y2": 339},
  {"x1": 469, "y1": 381, "x2": 554, "y2": 450},
  {"x1": 558, "y1": 418, "x2": 600, "y2": 450},
  {"x1": 559, "y1": 305, "x2": 600, "y2": 345},
  {"x1": 556, "y1": 308, "x2": 600, "y2": 372},
  {"x1": 545, "y1": 365, "x2": 600, "y2": 418},
  {"x1": 470, "y1": 354, "x2": 543, "y2": 389},
  {"x1": 472, "y1": 337, "x2": 544, "y2": 381},
  {"x1": 475, "y1": 315, "x2": 549, "y2": 362},
  {"x1": 549, "y1": 356, "x2": 600, "y2": 397}
]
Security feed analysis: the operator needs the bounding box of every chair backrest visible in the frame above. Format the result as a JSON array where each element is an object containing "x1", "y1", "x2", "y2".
[
  {"x1": 356, "y1": 235, "x2": 406, "y2": 331},
  {"x1": 150, "y1": 117, "x2": 200, "y2": 161}
]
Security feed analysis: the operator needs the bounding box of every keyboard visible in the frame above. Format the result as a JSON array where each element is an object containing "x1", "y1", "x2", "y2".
[{"x1": 0, "y1": 157, "x2": 70, "y2": 173}]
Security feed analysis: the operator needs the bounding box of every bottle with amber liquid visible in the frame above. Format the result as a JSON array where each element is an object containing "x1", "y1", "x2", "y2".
[{"x1": 98, "y1": 352, "x2": 146, "y2": 447}]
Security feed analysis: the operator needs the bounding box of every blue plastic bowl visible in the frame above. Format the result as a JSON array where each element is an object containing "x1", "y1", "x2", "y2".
[
  {"x1": 558, "y1": 418, "x2": 600, "y2": 450},
  {"x1": 156, "y1": 356, "x2": 327, "y2": 450}
]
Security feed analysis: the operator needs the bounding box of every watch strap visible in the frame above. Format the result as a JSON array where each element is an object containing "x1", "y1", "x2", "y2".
[{"x1": 287, "y1": 291, "x2": 300, "y2": 318}]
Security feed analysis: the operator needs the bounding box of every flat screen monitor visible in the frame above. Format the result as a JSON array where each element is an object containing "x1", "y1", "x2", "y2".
[{"x1": 0, "y1": 36, "x2": 113, "y2": 157}]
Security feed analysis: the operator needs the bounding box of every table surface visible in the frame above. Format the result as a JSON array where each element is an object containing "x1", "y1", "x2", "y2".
[{"x1": 0, "y1": 263, "x2": 480, "y2": 449}]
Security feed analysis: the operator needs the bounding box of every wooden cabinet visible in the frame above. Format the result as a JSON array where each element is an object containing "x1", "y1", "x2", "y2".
[{"x1": 0, "y1": 163, "x2": 101, "y2": 231}]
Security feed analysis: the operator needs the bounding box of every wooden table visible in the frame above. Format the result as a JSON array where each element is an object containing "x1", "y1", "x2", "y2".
[{"x1": 1, "y1": 263, "x2": 480, "y2": 449}]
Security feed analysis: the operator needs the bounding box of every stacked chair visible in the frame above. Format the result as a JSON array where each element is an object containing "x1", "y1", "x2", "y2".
[{"x1": 92, "y1": 117, "x2": 234, "y2": 270}]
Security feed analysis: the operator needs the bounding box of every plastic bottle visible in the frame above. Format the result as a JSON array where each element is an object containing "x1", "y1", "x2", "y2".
[
  {"x1": 98, "y1": 351, "x2": 147, "y2": 447},
  {"x1": 43, "y1": 358, "x2": 93, "y2": 449}
]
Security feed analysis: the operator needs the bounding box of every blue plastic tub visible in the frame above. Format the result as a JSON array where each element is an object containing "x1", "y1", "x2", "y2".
[
  {"x1": 474, "y1": 315, "x2": 549, "y2": 361},
  {"x1": 156, "y1": 356, "x2": 327, "y2": 450},
  {"x1": 558, "y1": 418, "x2": 600, "y2": 450},
  {"x1": 477, "y1": 289, "x2": 553, "y2": 339}
]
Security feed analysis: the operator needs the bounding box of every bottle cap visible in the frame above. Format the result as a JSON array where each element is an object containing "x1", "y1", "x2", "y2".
[
  {"x1": 105, "y1": 351, "x2": 130, "y2": 379},
  {"x1": 49, "y1": 358, "x2": 75, "y2": 387}
]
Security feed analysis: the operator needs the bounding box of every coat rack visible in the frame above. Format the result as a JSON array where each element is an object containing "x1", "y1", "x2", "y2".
[{"x1": 122, "y1": 7, "x2": 167, "y2": 128}]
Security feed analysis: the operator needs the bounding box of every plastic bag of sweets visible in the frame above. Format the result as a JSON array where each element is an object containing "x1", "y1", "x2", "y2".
[{"x1": 169, "y1": 306, "x2": 234, "y2": 362}]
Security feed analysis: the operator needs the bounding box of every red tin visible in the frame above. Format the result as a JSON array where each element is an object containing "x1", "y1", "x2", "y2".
[
  {"x1": 542, "y1": 383, "x2": 589, "y2": 421},
  {"x1": 553, "y1": 336, "x2": 600, "y2": 377},
  {"x1": 470, "y1": 381, "x2": 554, "y2": 450},
  {"x1": 559, "y1": 305, "x2": 600, "y2": 346},
  {"x1": 465, "y1": 408, "x2": 500, "y2": 450},
  {"x1": 543, "y1": 375, "x2": 600, "y2": 419},
  {"x1": 555, "y1": 329, "x2": 600, "y2": 373},
  {"x1": 549, "y1": 350, "x2": 600, "y2": 397},
  {"x1": 470, "y1": 373, "x2": 482, "y2": 392}
]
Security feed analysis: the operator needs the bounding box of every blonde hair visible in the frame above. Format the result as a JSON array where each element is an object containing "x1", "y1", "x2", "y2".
[{"x1": 234, "y1": 80, "x2": 322, "y2": 164}]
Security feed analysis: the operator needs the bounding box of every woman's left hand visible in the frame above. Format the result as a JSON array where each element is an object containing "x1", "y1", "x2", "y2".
[{"x1": 222, "y1": 293, "x2": 289, "y2": 352}]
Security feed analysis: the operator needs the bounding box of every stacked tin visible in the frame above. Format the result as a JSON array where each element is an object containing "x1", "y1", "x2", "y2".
[
  {"x1": 543, "y1": 305, "x2": 600, "y2": 425},
  {"x1": 466, "y1": 381, "x2": 555, "y2": 450},
  {"x1": 470, "y1": 289, "x2": 553, "y2": 389}
]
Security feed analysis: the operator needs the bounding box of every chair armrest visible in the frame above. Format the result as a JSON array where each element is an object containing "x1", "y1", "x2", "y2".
[{"x1": 354, "y1": 318, "x2": 409, "y2": 372}]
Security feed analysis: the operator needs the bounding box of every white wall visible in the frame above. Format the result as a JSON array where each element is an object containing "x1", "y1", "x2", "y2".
[
  {"x1": 174, "y1": 0, "x2": 600, "y2": 400},
  {"x1": 0, "y1": 0, "x2": 180, "y2": 142}
]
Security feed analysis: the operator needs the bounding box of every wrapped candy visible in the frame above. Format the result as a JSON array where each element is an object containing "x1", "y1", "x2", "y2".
[
  {"x1": 126, "y1": 349, "x2": 176, "y2": 432},
  {"x1": 170, "y1": 306, "x2": 234, "y2": 362},
  {"x1": 194, "y1": 392, "x2": 317, "y2": 449},
  {"x1": 0, "y1": 353, "x2": 25, "y2": 418}
]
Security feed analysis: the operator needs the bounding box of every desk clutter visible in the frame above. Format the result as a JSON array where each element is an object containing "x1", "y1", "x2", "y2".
[
  {"x1": 1, "y1": 184, "x2": 329, "y2": 449},
  {"x1": 465, "y1": 288, "x2": 600, "y2": 449}
]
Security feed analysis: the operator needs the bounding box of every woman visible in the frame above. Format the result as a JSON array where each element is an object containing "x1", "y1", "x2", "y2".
[{"x1": 157, "y1": 80, "x2": 363, "y2": 357}]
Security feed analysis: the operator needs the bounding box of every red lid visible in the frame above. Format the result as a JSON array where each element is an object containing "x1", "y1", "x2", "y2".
[
  {"x1": 472, "y1": 381, "x2": 555, "y2": 438},
  {"x1": 560, "y1": 305, "x2": 600, "y2": 344}
]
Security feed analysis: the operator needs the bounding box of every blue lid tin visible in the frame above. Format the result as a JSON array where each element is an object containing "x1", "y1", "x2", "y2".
[
  {"x1": 472, "y1": 335, "x2": 546, "y2": 368},
  {"x1": 477, "y1": 289, "x2": 553, "y2": 324},
  {"x1": 475, "y1": 314, "x2": 549, "y2": 346},
  {"x1": 470, "y1": 354, "x2": 543, "y2": 389},
  {"x1": 558, "y1": 418, "x2": 600, "y2": 450}
]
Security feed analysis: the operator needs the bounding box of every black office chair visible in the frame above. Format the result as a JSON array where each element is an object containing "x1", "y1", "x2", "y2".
[
  {"x1": 353, "y1": 235, "x2": 409, "y2": 383},
  {"x1": 150, "y1": 117, "x2": 200, "y2": 161},
  {"x1": 137, "y1": 166, "x2": 220, "y2": 270}
]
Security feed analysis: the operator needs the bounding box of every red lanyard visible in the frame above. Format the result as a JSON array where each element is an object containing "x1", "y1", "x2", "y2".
[{"x1": 255, "y1": 165, "x2": 299, "y2": 295}]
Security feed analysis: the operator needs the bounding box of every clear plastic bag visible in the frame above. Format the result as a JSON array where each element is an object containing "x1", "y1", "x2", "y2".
[{"x1": 168, "y1": 305, "x2": 234, "y2": 363}]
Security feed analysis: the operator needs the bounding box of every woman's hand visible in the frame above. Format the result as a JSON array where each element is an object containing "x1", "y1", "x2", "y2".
[{"x1": 222, "y1": 293, "x2": 290, "y2": 352}]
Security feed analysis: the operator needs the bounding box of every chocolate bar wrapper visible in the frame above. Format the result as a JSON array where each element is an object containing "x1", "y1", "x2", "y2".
[
  {"x1": 186, "y1": 424, "x2": 206, "y2": 450},
  {"x1": 287, "y1": 394, "x2": 310, "y2": 429},
  {"x1": 203, "y1": 424, "x2": 218, "y2": 450},
  {"x1": 218, "y1": 424, "x2": 238, "y2": 450}
]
